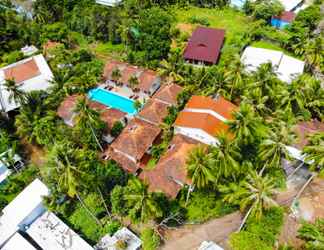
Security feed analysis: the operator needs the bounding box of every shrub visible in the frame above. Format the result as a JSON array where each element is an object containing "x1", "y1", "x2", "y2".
[
  {"x1": 141, "y1": 228, "x2": 160, "y2": 250},
  {"x1": 230, "y1": 231, "x2": 272, "y2": 250},
  {"x1": 2, "y1": 50, "x2": 24, "y2": 65},
  {"x1": 110, "y1": 121, "x2": 124, "y2": 137},
  {"x1": 187, "y1": 16, "x2": 210, "y2": 26}
]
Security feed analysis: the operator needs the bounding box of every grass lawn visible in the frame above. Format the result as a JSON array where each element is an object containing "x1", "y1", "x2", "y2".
[
  {"x1": 91, "y1": 42, "x2": 125, "y2": 61},
  {"x1": 173, "y1": 7, "x2": 252, "y2": 44},
  {"x1": 251, "y1": 40, "x2": 284, "y2": 51}
]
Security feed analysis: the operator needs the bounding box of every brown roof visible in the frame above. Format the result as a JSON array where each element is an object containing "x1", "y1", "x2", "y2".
[
  {"x1": 4, "y1": 59, "x2": 41, "y2": 83},
  {"x1": 174, "y1": 111, "x2": 229, "y2": 137},
  {"x1": 106, "y1": 149, "x2": 140, "y2": 174},
  {"x1": 138, "y1": 99, "x2": 169, "y2": 125},
  {"x1": 153, "y1": 84, "x2": 183, "y2": 105},
  {"x1": 273, "y1": 11, "x2": 296, "y2": 22},
  {"x1": 140, "y1": 134, "x2": 199, "y2": 198},
  {"x1": 138, "y1": 70, "x2": 159, "y2": 92},
  {"x1": 100, "y1": 109, "x2": 125, "y2": 130},
  {"x1": 183, "y1": 27, "x2": 225, "y2": 64},
  {"x1": 57, "y1": 94, "x2": 80, "y2": 124},
  {"x1": 103, "y1": 61, "x2": 127, "y2": 80},
  {"x1": 185, "y1": 95, "x2": 237, "y2": 120},
  {"x1": 111, "y1": 118, "x2": 161, "y2": 161},
  {"x1": 294, "y1": 120, "x2": 324, "y2": 150},
  {"x1": 120, "y1": 66, "x2": 141, "y2": 85}
]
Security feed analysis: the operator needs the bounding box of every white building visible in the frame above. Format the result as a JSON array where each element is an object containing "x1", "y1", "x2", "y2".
[
  {"x1": 26, "y1": 211, "x2": 94, "y2": 250},
  {"x1": 198, "y1": 241, "x2": 224, "y2": 250},
  {"x1": 0, "y1": 178, "x2": 49, "y2": 247},
  {"x1": 95, "y1": 227, "x2": 141, "y2": 250},
  {"x1": 241, "y1": 46, "x2": 305, "y2": 83},
  {"x1": 20, "y1": 45, "x2": 39, "y2": 56},
  {"x1": 95, "y1": 0, "x2": 122, "y2": 7},
  {"x1": 280, "y1": 0, "x2": 303, "y2": 11},
  {"x1": 1, "y1": 233, "x2": 37, "y2": 250},
  {"x1": 174, "y1": 95, "x2": 237, "y2": 146},
  {"x1": 0, "y1": 54, "x2": 53, "y2": 112}
]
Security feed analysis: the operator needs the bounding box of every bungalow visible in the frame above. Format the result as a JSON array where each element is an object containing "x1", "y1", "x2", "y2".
[
  {"x1": 106, "y1": 118, "x2": 161, "y2": 173},
  {"x1": 140, "y1": 134, "x2": 199, "y2": 198},
  {"x1": 0, "y1": 54, "x2": 53, "y2": 112},
  {"x1": 0, "y1": 179, "x2": 50, "y2": 248},
  {"x1": 183, "y1": 27, "x2": 225, "y2": 66},
  {"x1": 174, "y1": 95, "x2": 237, "y2": 146},
  {"x1": 241, "y1": 46, "x2": 305, "y2": 83},
  {"x1": 138, "y1": 83, "x2": 183, "y2": 125},
  {"x1": 57, "y1": 95, "x2": 126, "y2": 143},
  {"x1": 103, "y1": 61, "x2": 161, "y2": 96},
  {"x1": 271, "y1": 11, "x2": 296, "y2": 29}
]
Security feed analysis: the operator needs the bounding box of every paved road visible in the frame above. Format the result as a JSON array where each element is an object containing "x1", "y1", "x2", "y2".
[{"x1": 161, "y1": 212, "x2": 242, "y2": 250}]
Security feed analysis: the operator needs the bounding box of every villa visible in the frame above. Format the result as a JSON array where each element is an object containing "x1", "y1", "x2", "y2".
[
  {"x1": 0, "y1": 54, "x2": 53, "y2": 112},
  {"x1": 183, "y1": 27, "x2": 225, "y2": 66},
  {"x1": 140, "y1": 134, "x2": 199, "y2": 198},
  {"x1": 106, "y1": 118, "x2": 161, "y2": 173},
  {"x1": 103, "y1": 61, "x2": 161, "y2": 97},
  {"x1": 174, "y1": 95, "x2": 237, "y2": 146},
  {"x1": 271, "y1": 11, "x2": 296, "y2": 29},
  {"x1": 241, "y1": 46, "x2": 305, "y2": 83},
  {"x1": 57, "y1": 94, "x2": 127, "y2": 143}
]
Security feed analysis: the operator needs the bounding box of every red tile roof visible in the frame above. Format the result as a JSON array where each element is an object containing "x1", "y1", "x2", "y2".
[
  {"x1": 57, "y1": 94, "x2": 80, "y2": 125},
  {"x1": 183, "y1": 27, "x2": 225, "y2": 64},
  {"x1": 139, "y1": 134, "x2": 199, "y2": 198},
  {"x1": 4, "y1": 59, "x2": 41, "y2": 83},
  {"x1": 138, "y1": 70, "x2": 159, "y2": 93},
  {"x1": 111, "y1": 118, "x2": 161, "y2": 161},
  {"x1": 153, "y1": 84, "x2": 183, "y2": 105},
  {"x1": 174, "y1": 111, "x2": 229, "y2": 137},
  {"x1": 273, "y1": 11, "x2": 296, "y2": 22},
  {"x1": 185, "y1": 95, "x2": 237, "y2": 120},
  {"x1": 106, "y1": 149, "x2": 140, "y2": 174},
  {"x1": 138, "y1": 99, "x2": 170, "y2": 125},
  {"x1": 43, "y1": 40, "x2": 62, "y2": 51},
  {"x1": 120, "y1": 66, "x2": 141, "y2": 86},
  {"x1": 294, "y1": 120, "x2": 324, "y2": 150}
]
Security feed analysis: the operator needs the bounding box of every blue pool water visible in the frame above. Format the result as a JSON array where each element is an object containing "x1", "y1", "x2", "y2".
[{"x1": 88, "y1": 88, "x2": 137, "y2": 115}]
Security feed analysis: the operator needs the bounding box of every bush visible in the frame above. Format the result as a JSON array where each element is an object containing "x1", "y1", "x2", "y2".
[
  {"x1": 2, "y1": 50, "x2": 24, "y2": 65},
  {"x1": 187, "y1": 16, "x2": 210, "y2": 26},
  {"x1": 141, "y1": 228, "x2": 160, "y2": 250},
  {"x1": 230, "y1": 231, "x2": 272, "y2": 250},
  {"x1": 184, "y1": 190, "x2": 236, "y2": 223}
]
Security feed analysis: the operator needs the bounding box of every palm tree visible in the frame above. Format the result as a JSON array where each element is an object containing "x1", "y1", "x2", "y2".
[
  {"x1": 258, "y1": 122, "x2": 295, "y2": 169},
  {"x1": 186, "y1": 146, "x2": 216, "y2": 189},
  {"x1": 123, "y1": 178, "x2": 162, "y2": 223},
  {"x1": 298, "y1": 219, "x2": 324, "y2": 248},
  {"x1": 4, "y1": 79, "x2": 27, "y2": 105},
  {"x1": 128, "y1": 75, "x2": 139, "y2": 90},
  {"x1": 304, "y1": 37, "x2": 324, "y2": 71},
  {"x1": 73, "y1": 96, "x2": 105, "y2": 151},
  {"x1": 111, "y1": 68, "x2": 122, "y2": 83},
  {"x1": 303, "y1": 132, "x2": 324, "y2": 172},
  {"x1": 221, "y1": 170, "x2": 277, "y2": 220},
  {"x1": 228, "y1": 102, "x2": 267, "y2": 145},
  {"x1": 210, "y1": 134, "x2": 241, "y2": 182}
]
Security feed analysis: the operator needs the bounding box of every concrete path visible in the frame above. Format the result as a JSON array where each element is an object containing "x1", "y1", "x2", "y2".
[{"x1": 161, "y1": 212, "x2": 242, "y2": 250}]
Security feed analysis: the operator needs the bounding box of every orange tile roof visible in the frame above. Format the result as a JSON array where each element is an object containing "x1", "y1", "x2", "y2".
[
  {"x1": 111, "y1": 118, "x2": 161, "y2": 161},
  {"x1": 139, "y1": 134, "x2": 199, "y2": 198},
  {"x1": 185, "y1": 95, "x2": 237, "y2": 120},
  {"x1": 120, "y1": 66, "x2": 141, "y2": 86},
  {"x1": 138, "y1": 99, "x2": 169, "y2": 125},
  {"x1": 174, "y1": 111, "x2": 229, "y2": 137},
  {"x1": 138, "y1": 70, "x2": 158, "y2": 92},
  {"x1": 103, "y1": 61, "x2": 128, "y2": 80},
  {"x1": 4, "y1": 59, "x2": 41, "y2": 83},
  {"x1": 43, "y1": 40, "x2": 62, "y2": 50},
  {"x1": 105, "y1": 149, "x2": 140, "y2": 174},
  {"x1": 57, "y1": 94, "x2": 80, "y2": 124},
  {"x1": 294, "y1": 120, "x2": 324, "y2": 150},
  {"x1": 153, "y1": 83, "x2": 183, "y2": 105}
]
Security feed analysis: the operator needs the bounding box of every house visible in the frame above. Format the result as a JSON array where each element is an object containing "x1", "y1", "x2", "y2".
[
  {"x1": 174, "y1": 95, "x2": 237, "y2": 146},
  {"x1": 271, "y1": 11, "x2": 296, "y2": 29},
  {"x1": 140, "y1": 134, "x2": 199, "y2": 198},
  {"x1": 138, "y1": 83, "x2": 183, "y2": 125},
  {"x1": 0, "y1": 178, "x2": 50, "y2": 248},
  {"x1": 0, "y1": 54, "x2": 53, "y2": 112},
  {"x1": 26, "y1": 211, "x2": 94, "y2": 250},
  {"x1": 106, "y1": 118, "x2": 161, "y2": 173},
  {"x1": 57, "y1": 95, "x2": 126, "y2": 143},
  {"x1": 183, "y1": 27, "x2": 225, "y2": 65},
  {"x1": 198, "y1": 241, "x2": 224, "y2": 250},
  {"x1": 95, "y1": 227, "x2": 141, "y2": 250},
  {"x1": 241, "y1": 46, "x2": 305, "y2": 83},
  {"x1": 95, "y1": 0, "x2": 122, "y2": 7},
  {"x1": 1, "y1": 232, "x2": 37, "y2": 250},
  {"x1": 103, "y1": 61, "x2": 161, "y2": 96}
]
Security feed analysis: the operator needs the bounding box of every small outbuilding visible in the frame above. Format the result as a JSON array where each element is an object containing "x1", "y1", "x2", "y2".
[{"x1": 271, "y1": 11, "x2": 296, "y2": 29}]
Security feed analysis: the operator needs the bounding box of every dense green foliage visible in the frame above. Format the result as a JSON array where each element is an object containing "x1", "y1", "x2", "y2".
[
  {"x1": 298, "y1": 218, "x2": 324, "y2": 249},
  {"x1": 141, "y1": 228, "x2": 161, "y2": 250}
]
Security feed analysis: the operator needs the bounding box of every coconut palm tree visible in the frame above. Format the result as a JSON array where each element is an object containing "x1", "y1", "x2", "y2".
[
  {"x1": 304, "y1": 37, "x2": 324, "y2": 71},
  {"x1": 128, "y1": 75, "x2": 139, "y2": 90},
  {"x1": 303, "y1": 132, "x2": 324, "y2": 171},
  {"x1": 73, "y1": 96, "x2": 105, "y2": 151},
  {"x1": 298, "y1": 219, "x2": 324, "y2": 249},
  {"x1": 111, "y1": 68, "x2": 122, "y2": 83},
  {"x1": 4, "y1": 79, "x2": 27, "y2": 105},
  {"x1": 186, "y1": 146, "x2": 216, "y2": 189},
  {"x1": 123, "y1": 178, "x2": 162, "y2": 223},
  {"x1": 220, "y1": 170, "x2": 277, "y2": 220}
]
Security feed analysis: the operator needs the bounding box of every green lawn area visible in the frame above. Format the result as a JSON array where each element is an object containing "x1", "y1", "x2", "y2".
[
  {"x1": 251, "y1": 40, "x2": 284, "y2": 52},
  {"x1": 174, "y1": 7, "x2": 251, "y2": 44},
  {"x1": 93, "y1": 42, "x2": 125, "y2": 59}
]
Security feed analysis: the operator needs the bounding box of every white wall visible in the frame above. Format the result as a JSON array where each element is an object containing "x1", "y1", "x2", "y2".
[{"x1": 174, "y1": 126, "x2": 219, "y2": 146}]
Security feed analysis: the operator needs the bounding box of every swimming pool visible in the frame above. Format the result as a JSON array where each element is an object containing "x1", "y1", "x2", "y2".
[{"x1": 88, "y1": 88, "x2": 137, "y2": 115}]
